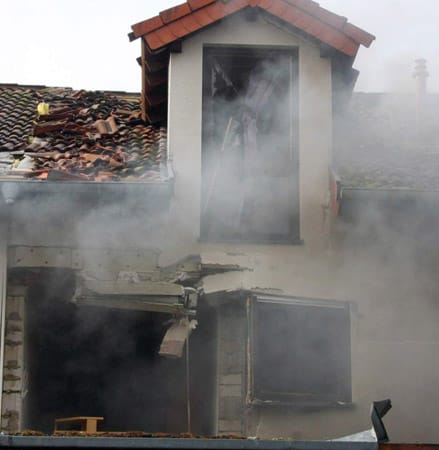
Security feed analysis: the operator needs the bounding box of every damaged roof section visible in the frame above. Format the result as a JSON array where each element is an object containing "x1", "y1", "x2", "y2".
[{"x1": 0, "y1": 85, "x2": 168, "y2": 182}]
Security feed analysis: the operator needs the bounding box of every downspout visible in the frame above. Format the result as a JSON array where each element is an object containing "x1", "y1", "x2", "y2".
[{"x1": 413, "y1": 58, "x2": 428, "y2": 134}]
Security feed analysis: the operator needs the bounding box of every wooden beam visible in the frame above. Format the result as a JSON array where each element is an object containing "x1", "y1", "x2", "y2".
[
  {"x1": 54, "y1": 416, "x2": 104, "y2": 434},
  {"x1": 141, "y1": 39, "x2": 148, "y2": 122},
  {"x1": 144, "y1": 86, "x2": 168, "y2": 107},
  {"x1": 169, "y1": 40, "x2": 182, "y2": 53}
]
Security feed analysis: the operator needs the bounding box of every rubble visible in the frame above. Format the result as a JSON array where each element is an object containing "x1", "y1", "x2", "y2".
[
  {"x1": 12, "y1": 430, "x2": 245, "y2": 439},
  {"x1": 0, "y1": 86, "x2": 168, "y2": 182}
]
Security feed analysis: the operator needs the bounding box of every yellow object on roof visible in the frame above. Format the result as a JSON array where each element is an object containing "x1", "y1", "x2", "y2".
[{"x1": 37, "y1": 102, "x2": 49, "y2": 116}]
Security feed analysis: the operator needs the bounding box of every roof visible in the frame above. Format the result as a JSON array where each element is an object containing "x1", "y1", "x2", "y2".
[
  {"x1": 0, "y1": 85, "x2": 168, "y2": 182},
  {"x1": 334, "y1": 92, "x2": 439, "y2": 191},
  {"x1": 130, "y1": 0, "x2": 374, "y2": 123},
  {"x1": 130, "y1": 0, "x2": 374, "y2": 58}
]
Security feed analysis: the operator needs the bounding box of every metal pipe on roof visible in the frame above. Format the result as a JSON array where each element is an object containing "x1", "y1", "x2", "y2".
[{"x1": 413, "y1": 59, "x2": 429, "y2": 134}]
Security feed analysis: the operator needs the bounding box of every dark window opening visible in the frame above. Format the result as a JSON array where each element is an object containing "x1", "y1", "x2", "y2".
[
  {"x1": 251, "y1": 296, "x2": 351, "y2": 404},
  {"x1": 201, "y1": 46, "x2": 299, "y2": 243},
  {"x1": 23, "y1": 270, "x2": 216, "y2": 434}
]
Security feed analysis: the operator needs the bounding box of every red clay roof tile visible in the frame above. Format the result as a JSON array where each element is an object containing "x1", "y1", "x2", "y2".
[
  {"x1": 258, "y1": 0, "x2": 275, "y2": 9},
  {"x1": 223, "y1": 0, "x2": 251, "y2": 15},
  {"x1": 188, "y1": 0, "x2": 217, "y2": 10},
  {"x1": 154, "y1": 25, "x2": 180, "y2": 47},
  {"x1": 286, "y1": 0, "x2": 346, "y2": 29},
  {"x1": 191, "y1": 8, "x2": 217, "y2": 28},
  {"x1": 343, "y1": 22, "x2": 375, "y2": 48},
  {"x1": 266, "y1": 1, "x2": 358, "y2": 56},
  {"x1": 0, "y1": 86, "x2": 167, "y2": 182},
  {"x1": 179, "y1": 13, "x2": 206, "y2": 34},
  {"x1": 131, "y1": 16, "x2": 164, "y2": 39},
  {"x1": 145, "y1": 33, "x2": 166, "y2": 51},
  {"x1": 308, "y1": 6, "x2": 347, "y2": 29},
  {"x1": 131, "y1": 0, "x2": 374, "y2": 57},
  {"x1": 160, "y1": 3, "x2": 191, "y2": 24},
  {"x1": 132, "y1": 0, "x2": 374, "y2": 122},
  {"x1": 204, "y1": 1, "x2": 229, "y2": 21},
  {"x1": 167, "y1": 20, "x2": 192, "y2": 39},
  {"x1": 265, "y1": 0, "x2": 289, "y2": 19}
]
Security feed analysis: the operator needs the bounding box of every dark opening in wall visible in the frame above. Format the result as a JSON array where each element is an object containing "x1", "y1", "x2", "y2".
[
  {"x1": 251, "y1": 295, "x2": 351, "y2": 405},
  {"x1": 23, "y1": 270, "x2": 216, "y2": 434}
]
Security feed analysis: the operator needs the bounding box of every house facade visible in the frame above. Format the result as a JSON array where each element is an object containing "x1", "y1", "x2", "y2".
[{"x1": 1, "y1": 0, "x2": 439, "y2": 444}]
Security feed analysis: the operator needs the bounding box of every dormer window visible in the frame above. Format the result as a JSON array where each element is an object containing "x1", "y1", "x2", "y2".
[{"x1": 201, "y1": 46, "x2": 300, "y2": 243}]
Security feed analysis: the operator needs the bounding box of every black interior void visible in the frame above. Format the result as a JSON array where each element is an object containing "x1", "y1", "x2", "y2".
[{"x1": 24, "y1": 270, "x2": 216, "y2": 435}]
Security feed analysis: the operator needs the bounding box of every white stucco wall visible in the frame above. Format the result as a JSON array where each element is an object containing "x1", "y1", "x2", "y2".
[{"x1": 166, "y1": 14, "x2": 332, "y2": 268}]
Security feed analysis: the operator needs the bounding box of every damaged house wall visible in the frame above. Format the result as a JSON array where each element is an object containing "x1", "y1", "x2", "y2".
[
  {"x1": 158, "y1": 10, "x2": 439, "y2": 443},
  {"x1": 1, "y1": 1, "x2": 439, "y2": 444}
]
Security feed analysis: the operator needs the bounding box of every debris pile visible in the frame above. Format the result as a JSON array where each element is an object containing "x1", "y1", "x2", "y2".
[
  {"x1": 15, "y1": 430, "x2": 245, "y2": 439},
  {"x1": 0, "y1": 86, "x2": 167, "y2": 182}
]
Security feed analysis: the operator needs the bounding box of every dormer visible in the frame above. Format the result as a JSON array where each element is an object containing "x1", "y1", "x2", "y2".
[{"x1": 130, "y1": 0, "x2": 374, "y2": 245}]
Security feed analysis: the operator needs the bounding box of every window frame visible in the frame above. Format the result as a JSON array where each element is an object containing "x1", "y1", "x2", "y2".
[
  {"x1": 248, "y1": 295, "x2": 352, "y2": 406},
  {"x1": 200, "y1": 45, "x2": 301, "y2": 245}
]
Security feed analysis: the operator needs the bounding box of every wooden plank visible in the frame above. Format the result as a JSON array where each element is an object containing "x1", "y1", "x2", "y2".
[
  {"x1": 159, "y1": 318, "x2": 191, "y2": 358},
  {"x1": 54, "y1": 416, "x2": 104, "y2": 434},
  {"x1": 141, "y1": 39, "x2": 148, "y2": 123}
]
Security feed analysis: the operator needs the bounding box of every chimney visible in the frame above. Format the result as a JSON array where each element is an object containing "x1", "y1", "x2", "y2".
[{"x1": 413, "y1": 58, "x2": 429, "y2": 133}]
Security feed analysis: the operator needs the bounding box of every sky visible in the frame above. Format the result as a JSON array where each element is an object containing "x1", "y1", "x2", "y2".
[{"x1": 1, "y1": 0, "x2": 439, "y2": 93}]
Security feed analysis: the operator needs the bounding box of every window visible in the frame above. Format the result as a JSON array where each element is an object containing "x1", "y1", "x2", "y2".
[
  {"x1": 201, "y1": 46, "x2": 299, "y2": 243},
  {"x1": 251, "y1": 296, "x2": 351, "y2": 404}
]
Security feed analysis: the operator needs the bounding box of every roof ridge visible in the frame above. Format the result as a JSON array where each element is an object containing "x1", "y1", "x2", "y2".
[{"x1": 129, "y1": 0, "x2": 375, "y2": 56}]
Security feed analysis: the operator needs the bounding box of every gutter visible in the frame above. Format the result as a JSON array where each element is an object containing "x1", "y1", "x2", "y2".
[
  {"x1": 0, "y1": 436, "x2": 378, "y2": 450},
  {"x1": 339, "y1": 187, "x2": 439, "y2": 203},
  {"x1": 0, "y1": 179, "x2": 174, "y2": 206}
]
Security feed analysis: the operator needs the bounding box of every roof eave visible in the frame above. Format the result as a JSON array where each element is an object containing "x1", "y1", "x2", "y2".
[{"x1": 129, "y1": 0, "x2": 375, "y2": 57}]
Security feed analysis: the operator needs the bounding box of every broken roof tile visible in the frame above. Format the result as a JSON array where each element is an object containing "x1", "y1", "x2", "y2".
[{"x1": 0, "y1": 85, "x2": 169, "y2": 183}]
